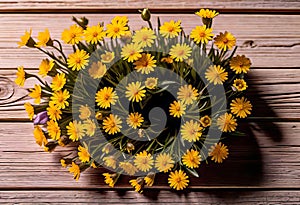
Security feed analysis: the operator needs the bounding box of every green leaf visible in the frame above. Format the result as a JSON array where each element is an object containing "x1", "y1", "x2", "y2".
[{"x1": 185, "y1": 167, "x2": 199, "y2": 177}]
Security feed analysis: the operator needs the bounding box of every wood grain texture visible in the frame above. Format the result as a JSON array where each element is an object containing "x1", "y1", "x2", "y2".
[
  {"x1": 0, "y1": 14, "x2": 300, "y2": 68},
  {"x1": 1, "y1": 68, "x2": 300, "y2": 120},
  {"x1": 0, "y1": 0, "x2": 300, "y2": 12},
  {"x1": 0, "y1": 190, "x2": 300, "y2": 204},
  {"x1": 0, "y1": 122, "x2": 299, "y2": 189}
]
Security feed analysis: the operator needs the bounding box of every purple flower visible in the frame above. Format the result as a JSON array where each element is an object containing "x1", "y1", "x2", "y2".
[{"x1": 34, "y1": 111, "x2": 48, "y2": 125}]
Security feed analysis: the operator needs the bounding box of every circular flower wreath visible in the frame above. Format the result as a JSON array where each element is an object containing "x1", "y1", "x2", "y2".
[{"x1": 16, "y1": 8, "x2": 252, "y2": 192}]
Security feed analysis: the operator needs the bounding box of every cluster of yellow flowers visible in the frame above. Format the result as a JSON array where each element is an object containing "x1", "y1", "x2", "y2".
[{"x1": 16, "y1": 8, "x2": 252, "y2": 192}]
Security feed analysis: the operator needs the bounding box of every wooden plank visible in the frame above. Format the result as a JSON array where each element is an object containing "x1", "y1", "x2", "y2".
[
  {"x1": 0, "y1": 14, "x2": 300, "y2": 68},
  {"x1": 0, "y1": 122, "x2": 300, "y2": 189},
  {"x1": 1, "y1": 68, "x2": 300, "y2": 120},
  {"x1": 0, "y1": 190, "x2": 300, "y2": 204},
  {"x1": 0, "y1": 0, "x2": 300, "y2": 12}
]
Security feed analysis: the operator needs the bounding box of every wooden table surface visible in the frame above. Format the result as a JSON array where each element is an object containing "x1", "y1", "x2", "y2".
[{"x1": 1, "y1": 0, "x2": 300, "y2": 204}]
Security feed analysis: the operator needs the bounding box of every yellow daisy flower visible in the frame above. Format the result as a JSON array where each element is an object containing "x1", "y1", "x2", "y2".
[
  {"x1": 199, "y1": 115, "x2": 211, "y2": 127},
  {"x1": 217, "y1": 113, "x2": 237, "y2": 132},
  {"x1": 161, "y1": 57, "x2": 173, "y2": 64},
  {"x1": 103, "y1": 173, "x2": 119, "y2": 187},
  {"x1": 159, "y1": 20, "x2": 181, "y2": 38},
  {"x1": 182, "y1": 149, "x2": 201, "y2": 169},
  {"x1": 132, "y1": 27, "x2": 156, "y2": 48},
  {"x1": 102, "y1": 114, "x2": 122, "y2": 135},
  {"x1": 60, "y1": 159, "x2": 68, "y2": 168},
  {"x1": 33, "y1": 125, "x2": 47, "y2": 146},
  {"x1": 230, "y1": 55, "x2": 251, "y2": 74},
  {"x1": 106, "y1": 16, "x2": 129, "y2": 39},
  {"x1": 144, "y1": 172, "x2": 155, "y2": 186},
  {"x1": 190, "y1": 25, "x2": 214, "y2": 44},
  {"x1": 177, "y1": 84, "x2": 199, "y2": 105},
  {"x1": 230, "y1": 97, "x2": 252, "y2": 118},
  {"x1": 127, "y1": 112, "x2": 144, "y2": 129},
  {"x1": 79, "y1": 104, "x2": 91, "y2": 120},
  {"x1": 84, "y1": 24, "x2": 106, "y2": 44},
  {"x1": 67, "y1": 49, "x2": 90, "y2": 71},
  {"x1": 209, "y1": 142, "x2": 229, "y2": 163},
  {"x1": 168, "y1": 170, "x2": 189, "y2": 190},
  {"x1": 67, "y1": 120, "x2": 86, "y2": 141},
  {"x1": 195, "y1": 9, "x2": 219, "y2": 19},
  {"x1": 35, "y1": 28, "x2": 51, "y2": 47},
  {"x1": 15, "y1": 66, "x2": 26, "y2": 87},
  {"x1": 214, "y1": 31, "x2": 236, "y2": 51},
  {"x1": 95, "y1": 87, "x2": 118, "y2": 109},
  {"x1": 29, "y1": 84, "x2": 42, "y2": 104},
  {"x1": 233, "y1": 79, "x2": 248, "y2": 91},
  {"x1": 50, "y1": 89, "x2": 70, "y2": 109},
  {"x1": 101, "y1": 51, "x2": 115, "y2": 63},
  {"x1": 17, "y1": 29, "x2": 33, "y2": 48},
  {"x1": 103, "y1": 156, "x2": 117, "y2": 169},
  {"x1": 119, "y1": 161, "x2": 138, "y2": 175},
  {"x1": 155, "y1": 153, "x2": 174, "y2": 173},
  {"x1": 111, "y1": 16, "x2": 128, "y2": 24},
  {"x1": 83, "y1": 119, "x2": 96, "y2": 136},
  {"x1": 47, "y1": 103, "x2": 62, "y2": 121},
  {"x1": 47, "y1": 120, "x2": 61, "y2": 140},
  {"x1": 24, "y1": 102, "x2": 34, "y2": 120},
  {"x1": 78, "y1": 145, "x2": 90, "y2": 163},
  {"x1": 129, "y1": 178, "x2": 144, "y2": 193},
  {"x1": 169, "y1": 43, "x2": 192, "y2": 62},
  {"x1": 133, "y1": 53, "x2": 156, "y2": 74},
  {"x1": 134, "y1": 150, "x2": 154, "y2": 172},
  {"x1": 181, "y1": 120, "x2": 202, "y2": 142},
  {"x1": 69, "y1": 162, "x2": 80, "y2": 181},
  {"x1": 125, "y1": 81, "x2": 146, "y2": 102},
  {"x1": 121, "y1": 43, "x2": 142, "y2": 63},
  {"x1": 51, "y1": 73, "x2": 66, "y2": 91},
  {"x1": 145, "y1": 77, "x2": 158, "y2": 89},
  {"x1": 88, "y1": 61, "x2": 107, "y2": 79},
  {"x1": 205, "y1": 65, "x2": 228, "y2": 85},
  {"x1": 61, "y1": 24, "x2": 83, "y2": 45},
  {"x1": 169, "y1": 100, "x2": 186, "y2": 118},
  {"x1": 38, "y1": 59, "x2": 54, "y2": 77}
]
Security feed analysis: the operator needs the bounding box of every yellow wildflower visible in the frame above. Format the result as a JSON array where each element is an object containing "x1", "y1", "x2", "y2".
[
  {"x1": 61, "y1": 25, "x2": 83, "y2": 45},
  {"x1": 15, "y1": 66, "x2": 26, "y2": 87},
  {"x1": 182, "y1": 149, "x2": 201, "y2": 169},
  {"x1": 159, "y1": 20, "x2": 181, "y2": 38},
  {"x1": 29, "y1": 84, "x2": 42, "y2": 104},
  {"x1": 88, "y1": 61, "x2": 107, "y2": 79},
  {"x1": 69, "y1": 162, "x2": 80, "y2": 181},
  {"x1": 125, "y1": 81, "x2": 146, "y2": 102},
  {"x1": 121, "y1": 43, "x2": 142, "y2": 63},
  {"x1": 102, "y1": 114, "x2": 122, "y2": 135},
  {"x1": 169, "y1": 100, "x2": 186, "y2": 118},
  {"x1": 67, "y1": 120, "x2": 85, "y2": 141},
  {"x1": 67, "y1": 49, "x2": 89, "y2": 71},
  {"x1": 35, "y1": 28, "x2": 51, "y2": 47},
  {"x1": 134, "y1": 150, "x2": 154, "y2": 172},
  {"x1": 168, "y1": 170, "x2": 189, "y2": 190},
  {"x1": 24, "y1": 102, "x2": 34, "y2": 120},
  {"x1": 209, "y1": 142, "x2": 229, "y2": 163},
  {"x1": 78, "y1": 145, "x2": 90, "y2": 163},
  {"x1": 38, "y1": 59, "x2": 54, "y2": 77},
  {"x1": 51, "y1": 73, "x2": 66, "y2": 91}
]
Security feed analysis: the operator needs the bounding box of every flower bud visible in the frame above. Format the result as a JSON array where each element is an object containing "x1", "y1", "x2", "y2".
[
  {"x1": 140, "y1": 8, "x2": 151, "y2": 21},
  {"x1": 95, "y1": 111, "x2": 103, "y2": 120},
  {"x1": 126, "y1": 142, "x2": 135, "y2": 152},
  {"x1": 72, "y1": 16, "x2": 89, "y2": 29},
  {"x1": 34, "y1": 111, "x2": 48, "y2": 125}
]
